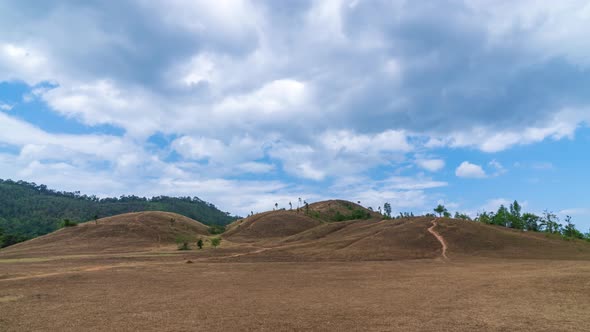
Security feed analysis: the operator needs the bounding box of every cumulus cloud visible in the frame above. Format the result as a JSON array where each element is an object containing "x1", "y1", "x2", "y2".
[
  {"x1": 1, "y1": 0, "x2": 590, "y2": 215},
  {"x1": 455, "y1": 161, "x2": 487, "y2": 179},
  {"x1": 416, "y1": 159, "x2": 445, "y2": 172}
]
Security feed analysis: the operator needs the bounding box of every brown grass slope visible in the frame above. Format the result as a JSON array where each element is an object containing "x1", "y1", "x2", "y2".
[
  {"x1": 225, "y1": 216, "x2": 590, "y2": 262},
  {"x1": 224, "y1": 210, "x2": 322, "y2": 242},
  {"x1": 0, "y1": 211, "x2": 209, "y2": 257},
  {"x1": 262, "y1": 217, "x2": 442, "y2": 261},
  {"x1": 435, "y1": 218, "x2": 590, "y2": 260}
]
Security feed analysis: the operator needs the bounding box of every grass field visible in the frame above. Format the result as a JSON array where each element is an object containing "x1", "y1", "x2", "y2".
[
  {"x1": 1, "y1": 209, "x2": 589, "y2": 331},
  {"x1": 1, "y1": 252, "x2": 589, "y2": 331}
]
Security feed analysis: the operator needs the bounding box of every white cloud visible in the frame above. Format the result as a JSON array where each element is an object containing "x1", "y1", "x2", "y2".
[
  {"x1": 236, "y1": 161, "x2": 275, "y2": 174},
  {"x1": 0, "y1": 103, "x2": 12, "y2": 111},
  {"x1": 416, "y1": 159, "x2": 445, "y2": 172},
  {"x1": 488, "y1": 159, "x2": 506, "y2": 176},
  {"x1": 455, "y1": 161, "x2": 487, "y2": 179},
  {"x1": 215, "y1": 79, "x2": 310, "y2": 117},
  {"x1": 0, "y1": 43, "x2": 50, "y2": 84},
  {"x1": 434, "y1": 108, "x2": 590, "y2": 153}
]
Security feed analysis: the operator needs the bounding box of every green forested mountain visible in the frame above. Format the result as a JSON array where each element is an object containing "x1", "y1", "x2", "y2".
[{"x1": 0, "y1": 179, "x2": 239, "y2": 247}]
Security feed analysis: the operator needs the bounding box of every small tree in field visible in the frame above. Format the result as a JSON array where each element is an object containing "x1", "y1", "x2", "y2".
[
  {"x1": 176, "y1": 235, "x2": 193, "y2": 250},
  {"x1": 94, "y1": 214, "x2": 98, "y2": 225},
  {"x1": 197, "y1": 239, "x2": 203, "y2": 249},
  {"x1": 434, "y1": 204, "x2": 447, "y2": 217},
  {"x1": 211, "y1": 237, "x2": 221, "y2": 248},
  {"x1": 383, "y1": 203, "x2": 392, "y2": 218}
]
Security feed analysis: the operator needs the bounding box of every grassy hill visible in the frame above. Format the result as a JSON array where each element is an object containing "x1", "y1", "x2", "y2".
[
  {"x1": 0, "y1": 179, "x2": 238, "y2": 246},
  {"x1": 0, "y1": 211, "x2": 210, "y2": 257}
]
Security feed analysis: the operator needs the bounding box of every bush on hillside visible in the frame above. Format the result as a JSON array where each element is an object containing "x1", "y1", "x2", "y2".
[
  {"x1": 176, "y1": 235, "x2": 194, "y2": 250},
  {"x1": 59, "y1": 219, "x2": 78, "y2": 228},
  {"x1": 208, "y1": 224, "x2": 225, "y2": 235},
  {"x1": 211, "y1": 237, "x2": 221, "y2": 248}
]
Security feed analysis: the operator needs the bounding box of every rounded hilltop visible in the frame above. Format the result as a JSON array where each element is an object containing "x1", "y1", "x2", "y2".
[{"x1": 0, "y1": 211, "x2": 210, "y2": 257}]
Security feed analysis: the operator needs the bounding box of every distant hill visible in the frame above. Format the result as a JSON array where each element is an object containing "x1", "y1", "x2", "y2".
[
  {"x1": 0, "y1": 211, "x2": 210, "y2": 257},
  {"x1": 224, "y1": 206, "x2": 590, "y2": 261},
  {"x1": 0, "y1": 179, "x2": 238, "y2": 246}
]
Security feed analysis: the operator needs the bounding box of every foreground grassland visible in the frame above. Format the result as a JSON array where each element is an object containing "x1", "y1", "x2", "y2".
[{"x1": 1, "y1": 251, "x2": 589, "y2": 332}]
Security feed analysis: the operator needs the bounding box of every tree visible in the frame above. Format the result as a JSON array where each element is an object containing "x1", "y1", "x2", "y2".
[
  {"x1": 383, "y1": 203, "x2": 392, "y2": 218},
  {"x1": 509, "y1": 200, "x2": 524, "y2": 230},
  {"x1": 522, "y1": 213, "x2": 540, "y2": 231},
  {"x1": 540, "y1": 210, "x2": 561, "y2": 234},
  {"x1": 197, "y1": 239, "x2": 203, "y2": 249},
  {"x1": 289, "y1": 202, "x2": 292, "y2": 210},
  {"x1": 454, "y1": 212, "x2": 471, "y2": 221},
  {"x1": 94, "y1": 214, "x2": 99, "y2": 225},
  {"x1": 563, "y1": 216, "x2": 584, "y2": 239},
  {"x1": 492, "y1": 205, "x2": 510, "y2": 227},
  {"x1": 476, "y1": 211, "x2": 494, "y2": 224},
  {"x1": 434, "y1": 204, "x2": 447, "y2": 217},
  {"x1": 443, "y1": 211, "x2": 451, "y2": 218},
  {"x1": 211, "y1": 237, "x2": 221, "y2": 248},
  {"x1": 274, "y1": 203, "x2": 278, "y2": 211},
  {"x1": 176, "y1": 235, "x2": 192, "y2": 250}
]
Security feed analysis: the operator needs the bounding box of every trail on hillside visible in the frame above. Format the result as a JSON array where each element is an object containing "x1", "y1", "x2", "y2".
[{"x1": 427, "y1": 219, "x2": 448, "y2": 260}]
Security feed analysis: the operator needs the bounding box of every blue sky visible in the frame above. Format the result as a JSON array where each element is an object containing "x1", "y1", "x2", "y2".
[{"x1": 0, "y1": 1, "x2": 589, "y2": 230}]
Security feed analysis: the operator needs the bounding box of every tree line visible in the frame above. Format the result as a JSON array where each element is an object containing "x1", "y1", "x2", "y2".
[{"x1": 431, "y1": 201, "x2": 590, "y2": 241}]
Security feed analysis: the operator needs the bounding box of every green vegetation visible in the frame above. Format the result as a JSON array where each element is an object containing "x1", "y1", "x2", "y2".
[
  {"x1": 176, "y1": 235, "x2": 193, "y2": 250},
  {"x1": 434, "y1": 204, "x2": 448, "y2": 217},
  {"x1": 332, "y1": 208, "x2": 372, "y2": 221},
  {"x1": 0, "y1": 179, "x2": 239, "y2": 248},
  {"x1": 208, "y1": 224, "x2": 226, "y2": 235},
  {"x1": 197, "y1": 239, "x2": 204, "y2": 249},
  {"x1": 383, "y1": 203, "x2": 392, "y2": 219},
  {"x1": 58, "y1": 219, "x2": 78, "y2": 228},
  {"x1": 211, "y1": 237, "x2": 221, "y2": 248},
  {"x1": 469, "y1": 201, "x2": 588, "y2": 241}
]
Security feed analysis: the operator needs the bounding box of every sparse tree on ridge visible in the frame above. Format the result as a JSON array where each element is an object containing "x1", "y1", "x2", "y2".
[
  {"x1": 434, "y1": 204, "x2": 447, "y2": 217},
  {"x1": 522, "y1": 213, "x2": 540, "y2": 231},
  {"x1": 289, "y1": 202, "x2": 292, "y2": 210},
  {"x1": 275, "y1": 203, "x2": 278, "y2": 211},
  {"x1": 540, "y1": 210, "x2": 561, "y2": 234},
  {"x1": 383, "y1": 203, "x2": 392, "y2": 218}
]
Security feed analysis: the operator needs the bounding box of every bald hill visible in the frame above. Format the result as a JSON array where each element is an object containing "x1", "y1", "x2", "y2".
[{"x1": 0, "y1": 179, "x2": 238, "y2": 246}]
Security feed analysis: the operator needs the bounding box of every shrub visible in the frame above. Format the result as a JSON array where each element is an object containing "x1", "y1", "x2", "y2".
[
  {"x1": 208, "y1": 224, "x2": 225, "y2": 235},
  {"x1": 176, "y1": 235, "x2": 193, "y2": 250},
  {"x1": 197, "y1": 239, "x2": 203, "y2": 249},
  {"x1": 59, "y1": 219, "x2": 78, "y2": 228},
  {"x1": 211, "y1": 237, "x2": 221, "y2": 248}
]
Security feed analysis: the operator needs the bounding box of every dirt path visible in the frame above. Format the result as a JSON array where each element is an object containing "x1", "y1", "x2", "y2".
[
  {"x1": 224, "y1": 247, "x2": 272, "y2": 259},
  {"x1": 427, "y1": 218, "x2": 448, "y2": 260}
]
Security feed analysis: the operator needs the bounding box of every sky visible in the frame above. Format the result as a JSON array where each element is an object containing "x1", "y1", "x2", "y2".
[{"x1": 0, "y1": 1, "x2": 589, "y2": 230}]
